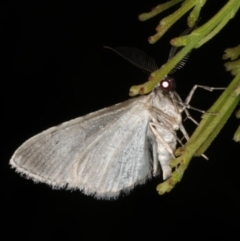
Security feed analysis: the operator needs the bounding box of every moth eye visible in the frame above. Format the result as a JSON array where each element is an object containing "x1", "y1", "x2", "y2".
[{"x1": 160, "y1": 77, "x2": 176, "y2": 92}]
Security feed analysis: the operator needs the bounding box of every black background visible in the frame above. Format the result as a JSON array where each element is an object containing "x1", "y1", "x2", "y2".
[{"x1": 2, "y1": 0, "x2": 240, "y2": 240}]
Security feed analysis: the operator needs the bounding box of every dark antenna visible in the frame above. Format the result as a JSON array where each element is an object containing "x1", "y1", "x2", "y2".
[
  {"x1": 104, "y1": 46, "x2": 158, "y2": 73},
  {"x1": 104, "y1": 21, "x2": 200, "y2": 75}
]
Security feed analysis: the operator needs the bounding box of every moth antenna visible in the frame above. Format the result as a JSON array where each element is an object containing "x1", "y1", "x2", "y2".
[
  {"x1": 168, "y1": 19, "x2": 201, "y2": 74},
  {"x1": 104, "y1": 46, "x2": 158, "y2": 73}
]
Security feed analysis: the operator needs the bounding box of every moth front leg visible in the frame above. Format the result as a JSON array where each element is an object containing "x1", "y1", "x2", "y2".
[
  {"x1": 147, "y1": 127, "x2": 161, "y2": 177},
  {"x1": 149, "y1": 122, "x2": 176, "y2": 180}
]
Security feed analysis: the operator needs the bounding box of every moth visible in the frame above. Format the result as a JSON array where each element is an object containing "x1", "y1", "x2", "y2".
[{"x1": 10, "y1": 48, "x2": 191, "y2": 200}]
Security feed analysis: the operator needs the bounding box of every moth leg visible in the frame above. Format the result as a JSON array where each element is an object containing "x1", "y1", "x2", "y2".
[
  {"x1": 147, "y1": 127, "x2": 160, "y2": 176},
  {"x1": 185, "y1": 85, "x2": 225, "y2": 107},
  {"x1": 174, "y1": 92, "x2": 199, "y2": 126},
  {"x1": 176, "y1": 85, "x2": 224, "y2": 125},
  {"x1": 184, "y1": 85, "x2": 224, "y2": 160},
  {"x1": 149, "y1": 123, "x2": 175, "y2": 158},
  {"x1": 183, "y1": 108, "x2": 199, "y2": 126},
  {"x1": 174, "y1": 94, "x2": 209, "y2": 160},
  {"x1": 152, "y1": 139, "x2": 160, "y2": 176},
  {"x1": 183, "y1": 85, "x2": 225, "y2": 121},
  {"x1": 149, "y1": 122, "x2": 175, "y2": 180},
  {"x1": 179, "y1": 119, "x2": 209, "y2": 160},
  {"x1": 179, "y1": 123, "x2": 190, "y2": 142}
]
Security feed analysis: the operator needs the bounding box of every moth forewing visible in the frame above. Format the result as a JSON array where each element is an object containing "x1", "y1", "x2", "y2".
[{"x1": 10, "y1": 95, "x2": 157, "y2": 199}]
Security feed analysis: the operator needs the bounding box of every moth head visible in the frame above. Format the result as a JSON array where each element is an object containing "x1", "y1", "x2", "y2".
[{"x1": 159, "y1": 76, "x2": 176, "y2": 93}]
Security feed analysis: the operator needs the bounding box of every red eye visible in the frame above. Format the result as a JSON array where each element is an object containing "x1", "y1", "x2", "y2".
[{"x1": 160, "y1": 77, "x2": 176, "y2": 92}]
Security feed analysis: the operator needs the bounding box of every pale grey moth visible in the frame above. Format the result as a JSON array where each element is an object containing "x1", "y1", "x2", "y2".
[{"x1": 10, "y1": 75, "x2": 191, "y2": 199}]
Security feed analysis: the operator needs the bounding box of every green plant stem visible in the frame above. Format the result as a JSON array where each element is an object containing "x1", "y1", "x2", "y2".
[
  {"x1": 129, "y1": 0, "x2": 240, "y2": 96},
  {"x1": 139, "y1": 0, "x2": 184, "y2": 21},
  {"x1": 189, "y1": 74, "x2": 240, "y2": 155}
]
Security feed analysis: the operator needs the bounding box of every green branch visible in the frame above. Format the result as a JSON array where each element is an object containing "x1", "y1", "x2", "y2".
[
  {"x1": 129, "y1": 0, "x2": 240, "y2": 96},
  {"x1": 139, "y1": 0, "x2": 184, "y2": 21}
]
